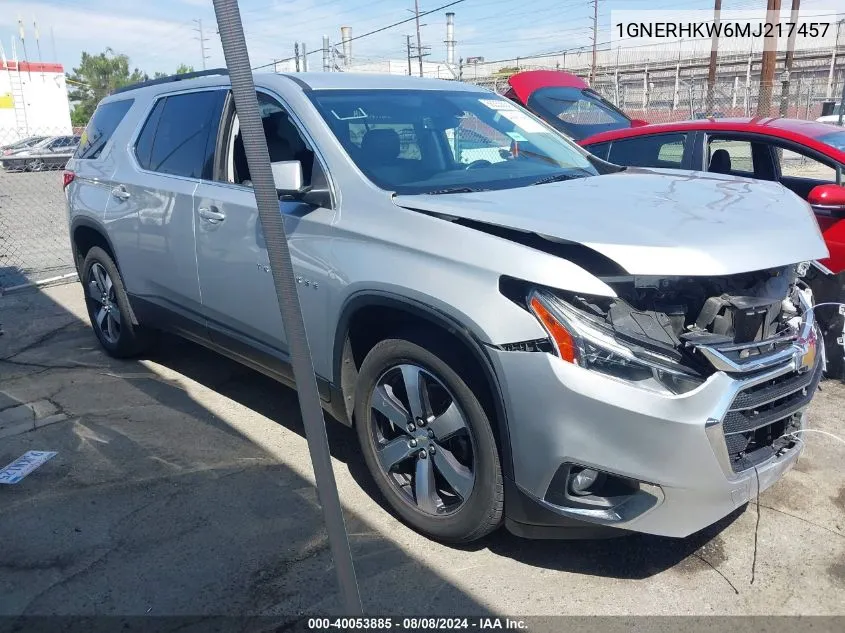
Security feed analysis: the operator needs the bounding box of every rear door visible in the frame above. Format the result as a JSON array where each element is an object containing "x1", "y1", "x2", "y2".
[{"x1": 108, "y1": 88, "x2": 225, "y2": 333}]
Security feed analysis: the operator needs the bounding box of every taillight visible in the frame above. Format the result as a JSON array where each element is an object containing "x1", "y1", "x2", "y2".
[{"x1": 62, "y1": 170, "x2": 75, "y2": 189}]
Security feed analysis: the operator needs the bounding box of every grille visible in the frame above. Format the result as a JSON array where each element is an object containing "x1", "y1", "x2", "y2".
[{"x1": 722, "y1": 360, "x2": 822, "y2": 473}]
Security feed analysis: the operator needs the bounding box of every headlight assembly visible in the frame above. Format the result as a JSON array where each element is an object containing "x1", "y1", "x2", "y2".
[{"x1": 527, "y1": 289, "x2": 703, "y2": 395}]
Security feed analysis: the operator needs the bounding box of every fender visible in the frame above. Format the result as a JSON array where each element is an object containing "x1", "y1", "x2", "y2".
[
  {"x1": 333, "y1": 290, "x2": 515, "y2": 479},
  {"x1": 69, "y1": 216, "x2": 121, "y2": 271}
]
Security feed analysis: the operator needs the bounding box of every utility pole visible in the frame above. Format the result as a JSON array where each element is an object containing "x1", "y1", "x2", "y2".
[
  {"x1": 406, "y1": 34, "x2": 413, "y2": 76},
  {"x1": 757, "y1": 0, "x2": 781, "y2": 116},
  {"x1": 779, "y1": 0, "x2": 801, "y2": 117},
  {"x1": 193, "y1": 18, "x2": 210, "y2": 70},
  {"x1": 294, "y1": 42, "x2": 300, "y2": 72},
  {"x1": 705, "y1": 0, "x2": 722, "y2": 117},
  {"x1": 301, "y1": 42, "x2": 308, "y2": 71},
  {"x1": 414, "y1": 0, "x2": 424, "y2": 77},
  {"x1": 590, "y1": 0, "x2": 598, "y2": 84}
]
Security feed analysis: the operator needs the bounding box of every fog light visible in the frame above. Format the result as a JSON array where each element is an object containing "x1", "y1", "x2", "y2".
[{"x1": 569, "y1": 467, "x2": 601, "y2": 496}]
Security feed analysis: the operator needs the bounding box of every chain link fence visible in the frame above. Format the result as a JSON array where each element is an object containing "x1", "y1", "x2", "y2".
[
  {"x1": 458, "y1": 37, "x2": 845, "y2": 125},
  {"x1": 0, "y1": 127, "x2": 79, "y2": 291}
]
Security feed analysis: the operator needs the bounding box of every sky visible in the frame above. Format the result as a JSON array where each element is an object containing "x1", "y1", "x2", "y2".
[{"x1": 0, "y1": 0, "x2": 839, "y2": 76}]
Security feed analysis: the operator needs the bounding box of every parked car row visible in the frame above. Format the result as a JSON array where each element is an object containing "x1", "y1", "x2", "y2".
[
  {"x1": 1, "y1": 134, "x2": 81, "y2": 172},
  {"x1": 65, "y1": 69, "x2": 825, "y2": 544}
]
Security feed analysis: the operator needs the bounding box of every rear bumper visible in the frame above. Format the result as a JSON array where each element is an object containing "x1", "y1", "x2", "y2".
[{"x1": 490, "y1": 346, "x2": 816, "y2": 539}]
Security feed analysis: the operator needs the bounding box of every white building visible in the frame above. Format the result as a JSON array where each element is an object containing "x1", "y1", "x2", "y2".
[{"x1": 0, "y1": 61, "x2": 73, "y2": 141}]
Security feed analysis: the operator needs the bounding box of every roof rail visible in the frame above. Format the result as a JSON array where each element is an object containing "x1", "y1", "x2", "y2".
[{"x1": 111, "y1": 68, "x2": 230, "y2": 95}]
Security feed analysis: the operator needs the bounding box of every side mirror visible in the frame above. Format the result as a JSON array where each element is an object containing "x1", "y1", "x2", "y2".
[
  {"x1": 271, "y1": 160, "x2": 304, "y2": 195},
  {"x1": 271, "y1": 159, "x2": 331, "y2": 208},
  {"x1": 808, "y1": 184, "x2": 845, "y2": 218}
]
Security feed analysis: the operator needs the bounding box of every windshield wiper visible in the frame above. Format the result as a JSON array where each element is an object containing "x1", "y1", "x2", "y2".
[
  {"x1": 530, "y1": 171, "x2": 589, "y2": 186},
  {"x1": 425, "y1": 187, "x2": 487, "y2": 195}
]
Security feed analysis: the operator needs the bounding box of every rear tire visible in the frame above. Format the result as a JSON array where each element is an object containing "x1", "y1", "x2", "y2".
[
  {"x1": 354, "y1": 333, "x2": 503, "y2": 543},
  {"x1": 82, "y1": 247, "x2": 152, "y2": 358}
]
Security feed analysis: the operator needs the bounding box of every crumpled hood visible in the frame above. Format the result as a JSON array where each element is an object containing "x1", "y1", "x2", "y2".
[{"x1": 394, "y1": 168, "x2": 829, "y2": 276}]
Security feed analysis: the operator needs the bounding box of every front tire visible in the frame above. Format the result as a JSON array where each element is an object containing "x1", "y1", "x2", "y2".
[
  {"x1": 82, "y1": 247, "x2": 151, "y2": 358},
  {"x1": 354, "y1": 335, "x2": 503, "y2": 543}
]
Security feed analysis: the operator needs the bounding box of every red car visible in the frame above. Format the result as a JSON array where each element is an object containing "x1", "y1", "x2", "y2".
[
  {"x1": 504, "y1": 70, "x2": 646, "y2": 141},
  {"x1": 579, "y1": 117, "x2": 845, "y2": 375}
]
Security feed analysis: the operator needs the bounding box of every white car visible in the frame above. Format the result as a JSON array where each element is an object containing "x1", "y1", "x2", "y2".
[{"x1": 817, "y1": 104, "x2": 843, "y2": 126}]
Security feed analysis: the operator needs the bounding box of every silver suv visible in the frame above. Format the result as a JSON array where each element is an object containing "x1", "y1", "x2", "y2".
[{"x1": 65, "y1": 71, "x2": 827, "y2": 543}]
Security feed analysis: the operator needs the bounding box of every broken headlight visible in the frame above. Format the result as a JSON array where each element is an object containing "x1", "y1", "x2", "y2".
[{"x1": 528, "y1": 289, "x2": 703, "y2": 395}]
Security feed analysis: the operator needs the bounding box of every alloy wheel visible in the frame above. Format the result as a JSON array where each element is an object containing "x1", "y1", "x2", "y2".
[
  {"x1": 368, "y1": 363, "x2": 476, "y2": 516},
  {"x1": 26, "y1": 158, "x2": 46, "y2": 172},
  {"x1": 86, "y1": 262, "x2": 121, "y2": 345}
]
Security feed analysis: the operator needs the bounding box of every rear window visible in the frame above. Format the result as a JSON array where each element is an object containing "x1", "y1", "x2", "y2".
[
  {"x1": 134, "y1": 90, "x2": 222, "y2": 179},
  {"x1": 585, "y1": 141, "x2": 610, "y2": 160},
  {"x1": 607, "y1": 133, "x2": 687, "y2": 168},
  {"x1": 76, "y1": 99, "x2": 134, "y2": 160}
]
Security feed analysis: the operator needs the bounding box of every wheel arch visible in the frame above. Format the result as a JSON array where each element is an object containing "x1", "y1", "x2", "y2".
[
  {"x1": 333, "y1": 290, "x2": 514, "y2": 479},
  {"x1": 70, "y1": 217, "x2": 120, "y2": 272}
]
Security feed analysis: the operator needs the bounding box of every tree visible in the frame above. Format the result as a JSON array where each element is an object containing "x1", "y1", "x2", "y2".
[
  {"x1": 67, "y1": 48, "x2": 147, "y2": 127},
  {"x1": 67, "y1": 50, "x2": 195, "y2": 127}
]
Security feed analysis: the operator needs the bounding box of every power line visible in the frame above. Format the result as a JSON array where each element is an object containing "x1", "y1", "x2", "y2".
[{"x1": 252, "y1": 0, "x2": 467, "y2": 70}]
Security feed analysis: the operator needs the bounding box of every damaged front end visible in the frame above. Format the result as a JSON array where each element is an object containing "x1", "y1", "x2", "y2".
[
  {"x1": 524, "y1": 264, "x2": 820, "y2": 396},
  {"x1": 522, "y1": 264, "x2": 822, "y2": 474}
]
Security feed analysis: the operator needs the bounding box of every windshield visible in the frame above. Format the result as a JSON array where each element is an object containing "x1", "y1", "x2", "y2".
[
  {"x1": 308, "y1": 89, "x2": 598, "y2": 195},
  {"x1": 819, "y1": 130, "x2": 845, "y2": 153},
  {"x1": 525, "y1": 86, "x2": 630, "y2": 140}
]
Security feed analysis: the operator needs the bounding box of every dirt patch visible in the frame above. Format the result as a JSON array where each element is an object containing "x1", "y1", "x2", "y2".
[
  {"x1": 827, "y1": 560, "x2": 845, "y2": 586},
  {"x1": 834, "y1": 487, "x2": 845, "y2": 512}
]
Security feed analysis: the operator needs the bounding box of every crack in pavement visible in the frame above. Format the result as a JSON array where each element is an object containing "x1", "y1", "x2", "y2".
[{"x1": 0, "y1": 320, "x2": 79, "y2": 362}]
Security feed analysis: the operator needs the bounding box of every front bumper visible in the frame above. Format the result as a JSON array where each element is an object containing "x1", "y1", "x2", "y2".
[{"x1": 490, "y1": 345, "x2": 819, "y2": 539}]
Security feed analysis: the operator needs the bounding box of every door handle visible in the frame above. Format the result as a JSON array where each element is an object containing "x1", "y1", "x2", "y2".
[
  {"x1": 198, "y1": 206, "x2": 226, "y2": 223},
  {"x1": 111, "y1": 185, "x2": 130, "y2": 201}
]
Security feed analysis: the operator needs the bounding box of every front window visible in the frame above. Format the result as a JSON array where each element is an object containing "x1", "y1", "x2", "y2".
[
  {"x1": 309, "y1": 89, "x2": 598, "y2": 195},
  {"x1": 526, "y1": 87, "x2": 630, "y2": 140}
]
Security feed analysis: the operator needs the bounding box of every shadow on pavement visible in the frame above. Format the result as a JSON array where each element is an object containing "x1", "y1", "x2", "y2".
[
  {"x1": 0, "y1": 285, "x2": 489, "y2": 620},
  {"x1": 142, "y1": 330, "x2": 740, "y2": 582}
]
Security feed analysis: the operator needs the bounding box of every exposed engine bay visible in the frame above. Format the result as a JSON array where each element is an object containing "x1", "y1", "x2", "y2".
[{"x1": 568, "y1": 265, "x2": 812, "y2": 375}]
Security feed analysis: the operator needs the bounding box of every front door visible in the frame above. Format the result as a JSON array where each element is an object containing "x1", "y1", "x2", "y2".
[{"x1": 194, "y1": 90, "x2": 335, "y2": 372}]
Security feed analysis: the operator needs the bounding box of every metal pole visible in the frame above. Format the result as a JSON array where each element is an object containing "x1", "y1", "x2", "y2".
[
  {"x1": 414, "y1": 0, "x2": 424, "y2": 77},
  {"x1": 302, "y1": 42, "x2": 308, "y2": 72},
  {"x1": 745, "y1": 53, "x2": 752, "y2": 115},
  {"x1": 407, "y1": 34, "x2": 413, "y2": 76},
  {"x1": 212, "y1": 0, "x2": 362, "y2": 616},
  {"x1": 827, "y1": 20, "x2": 842, "y2": 99},
  {"x1": 705, "y1": 0, "x2": 722, "y2": 116},
  {"x1": 590, "y1": 0, "x2": 598, "y2": 84},
  {"x1": 294, "y1": 42, "x2": 300, "y2": 72},
  {"x1": 779, "y1": 0, "x2": 800, "y2": 117},
  {"x1": 757, "y1": 0, "x2": 781, "y2": 116}
]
